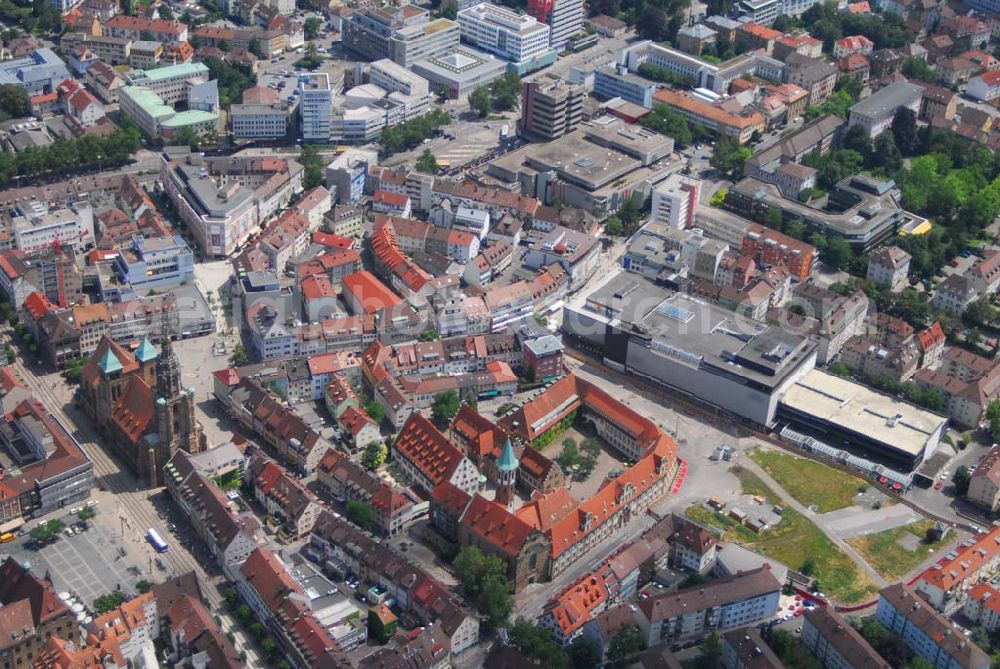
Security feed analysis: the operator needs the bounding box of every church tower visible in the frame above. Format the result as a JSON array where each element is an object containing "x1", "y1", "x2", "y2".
[
  {"x1": 495, "y1": 438, "x2": 519, "y2": 510},
  {"x1": 134, "y1": 335, "x2": 158, "y2": 388},
  {"x1": 150, "y1": 338, "x2": 205, "y2": 483}
]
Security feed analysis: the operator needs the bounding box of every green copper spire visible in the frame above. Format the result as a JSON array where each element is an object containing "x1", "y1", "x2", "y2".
[
  {"x1": 135, "y1": 336, "x2": 158, "y2": 363},
  {"x1": 97, "y1": 347, "x2": 123, "y2": 375},
  {"x1": 497, "y1": 438, "x2": 518, "y2": 472}
]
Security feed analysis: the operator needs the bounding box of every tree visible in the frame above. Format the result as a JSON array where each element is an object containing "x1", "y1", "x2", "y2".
[
  {"x1": 29, "y1": 519, "x2": 64, "y2": 545},
  {"x1": 822, "y1": 237, "x2": 854, "y2": 270},
  {"x1": 509, "y1": 617, "x2": 567, "y2": 668},
  {"x1": 418, "y1": 328, "x2": 440, "y2": 342},
  {"x1": 364, "y1": 400, "x2": 385, "y2": 424},
  {"x1": 640, "y1": 103, "x2": 694, "y2": 147},
  {"x1": 0, "y1": 84, "x2": 29, "y2": 120},
  {"x1": 469, "y1": 85, "x2": 492, "y2": 118},
  {"x1": 158, "y1": 3, "x2": 173, "y2": 19},
  {"x1": 77, "y1": 506, "x2": 95, "y2": 523},
  {"x1": 345, "y1": 500, "x2": 372, "y2": 529},
  {"x1": 455, "y1": 547, "x2": 514, "y2": 628},
  {"x1": 415, "y1": 149, "x2": 439, "y2": 174},
  {"x1": 606, "y1": 625, "x2": 646, "y2": 668},
  {"x1": 604, "y1": 216, "x2": 624, "y2": 236},
  {"x1": 710, "y1": 138, "x2": 750, "y2": 176},
  {"x1": 441, "y1": 0, "x2": 458, "y2": 18},
  {"x1": 637, "y1": 5, "x2": 668, "y2": 41},
  {"x1": 261, "y1": 637, "x2": 277, "y2": 657},
  {"x1": 891, "y1": 107, "x2": 919, "y2": 156},
  {"x1": 618, "y1": 194, "x2": 644, "y2": 232},
  {"x1": 568, "y1": 636, "x2": 601, "y2": 669},
  {"x1": 135, "y1": 579, "x2": 152, "y2": 593},
  {"x1": 230, "y1": 343, "x2": 248, "y2": 366},
  {"x1": 800, "y1": 557, "x2": 817, "y2": 576},
  {"x1": 967, "y1": 296, "x2": 997, "y2": 327},
  {"x1": 139, "y1": 29, "x2": 154, "y2": 41},
  {"x1": 237, "y1": 604, "x2": 252, "y2": 621},
  {"x1": 248, "y1": 38, "x2": 266, "y2": 59},
  {"x1": 872, "y1": 131, "x2": 903, "y2": 172},
  {"x1": 249, "y1": 622, "x2": 264, "y2": 639},
  {"x1": 224, "y1": 587, "x2": 239, "y2": 606},
  {"x1": 431, "y1": 390, "x2": 460, "y2": 424},
  {"x1": 953, "y1": 466, "x2": 972, "y2": 497},
  {"x1": 92, "y1": 592, "x2": 126, "y2": 614},
  {"x1": 362, "y1": 442, "x2": 387, "y2": 470},
  {"x1": 304, "y1": 17, "x2": 323, "y2": 39},
  {"x1": 906, "y1": 659, "x2": 935, "y2": 669},
  {"x1": 987, "y1": 399, "x2": 1000, "y2": 442},
  {"x1": 298, "y1": 144, "x2": 324, "y2": 189}
]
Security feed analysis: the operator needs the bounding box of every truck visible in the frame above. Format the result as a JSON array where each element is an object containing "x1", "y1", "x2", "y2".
[{"x1": 499, "y1": 125, "x2": 509, "y2": 142}]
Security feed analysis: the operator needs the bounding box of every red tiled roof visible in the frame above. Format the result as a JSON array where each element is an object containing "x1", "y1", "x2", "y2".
[
  {"x1": 393, "y1": 413, "x2": 468, "y2": 489},
  {"x1": 919, "y1": 525, "x2": 1000, "y2": 593},
  {"x1": 300, "y1": 274, "x2": 335, "y2": 301},
  {"x1": 373, "y1": 190, "x2": 409, "y2": 207},
  {"x1": 917, "y1": 322, "x2": 945, "y2": 352},
  {"x1": 545, "y1": 572, "x2": 609, "y2": 637},
  {"x1": 341, "y1": 271, "x2": 403, "y2": 314},
  {"x1": 461, "y1": 494, "x2": 536, "y2": 558}
]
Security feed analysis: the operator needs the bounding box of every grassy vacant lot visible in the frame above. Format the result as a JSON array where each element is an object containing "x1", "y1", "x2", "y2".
[
  {"x1": 686, "y1": 467, "x2": 877, "y2": 604},
  {"x1": 846, "y1": 519, "x2": 950, "y2": 581},
  {"x1": 748, "y1": 448, "x2": 865, "y2": 513}
]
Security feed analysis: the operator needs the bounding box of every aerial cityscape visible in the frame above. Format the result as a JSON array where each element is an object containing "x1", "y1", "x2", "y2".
[{"x1": 5, "y1": 0, "x2": 1000, "y2": 666}]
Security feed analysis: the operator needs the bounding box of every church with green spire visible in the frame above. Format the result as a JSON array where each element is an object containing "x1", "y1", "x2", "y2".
[{"x1": 79, "y1": 334, "x2": 205, "y2": 486}]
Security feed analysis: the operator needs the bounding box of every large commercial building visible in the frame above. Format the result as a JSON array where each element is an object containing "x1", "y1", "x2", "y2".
[
  {"x1": 778, "y1": 369, "x2": 946, "y2": 471},
  {"x1": 299, "y1": 73, "x2": 332, "y2": 143},
  {"x1": 161, "y1": 150, "x2": 304, "y2": 257},
  {"x1": 343, "y1": 5, "x2": 460, "y2": 67},
  {"x1": 561, "y1": 272, "x2": 817, "y2": 427},
  {"x1": 411, "y1": 46, "x2": 508, "y2": 98},
  {"x1": 112, "y1": 235, "x2": 195, "y2": 291},
  {"x1": 457, "y1": 3, "x2": 555, "y2": 73},
  {"x1": 8, "y1": 200, "x2": 94, "y2": 252},
  {"x1": 489, "y1": 116, "x2": 675, "y2": 218}
]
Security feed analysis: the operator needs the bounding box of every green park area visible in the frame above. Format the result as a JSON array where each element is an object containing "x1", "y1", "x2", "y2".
[
  {"x1": 846, "y1": 519, "x2": 951, "y2": 582},
  {"x1": 748, "y1": 448, "x2": 866, "y2": 513},
  {"x1": 685, "y1": 467, "x2": 877, "y2": 604}
]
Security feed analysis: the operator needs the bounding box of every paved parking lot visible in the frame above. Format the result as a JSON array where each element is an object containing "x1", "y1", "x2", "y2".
[{"x1": 4, "y1": 522, "x2": 138, "y2": 608}]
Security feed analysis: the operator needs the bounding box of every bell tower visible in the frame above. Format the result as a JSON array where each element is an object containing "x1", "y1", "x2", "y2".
[{"x1": 495, "y1": 438, "x2": 519, "y2": 509}]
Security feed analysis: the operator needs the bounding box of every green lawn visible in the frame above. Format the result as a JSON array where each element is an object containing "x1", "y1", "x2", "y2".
[
  {"x1": 846, "y1": 519, "x2": 950, "y2": 581},
  {"x1": 748, "y1": 448, "x2": 865, "y2": 513},
  {"x1": 686, "y1": 468, "x2": 877, "y2": 604}
]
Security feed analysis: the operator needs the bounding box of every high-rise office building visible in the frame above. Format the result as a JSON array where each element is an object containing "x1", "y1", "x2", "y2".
[
  {"x1": 651, "y1": 175, "x2": 702, "y2": 230},
  {"x1": 518, "y1": 76, "x2": 584, "y2": 141},
  {"x1": 299, "y1": 73, "x2": 332, "y2": 142},
  {"x1": 527, "y1": 0, "x2": 583, "y2": 51}
]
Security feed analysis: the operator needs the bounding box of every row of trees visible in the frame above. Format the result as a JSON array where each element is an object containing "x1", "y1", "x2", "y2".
[
  {"x1": 0, "y1": 122, "x2": 142, "y2": 188},
  {"x1": 379, "y1": 109, "x2": 451, "y2": 158}
]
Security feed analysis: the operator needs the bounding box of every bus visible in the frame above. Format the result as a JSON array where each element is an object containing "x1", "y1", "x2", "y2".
[{"x1": 146, "y1": 528, "x2": 169, "y2": 553}]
